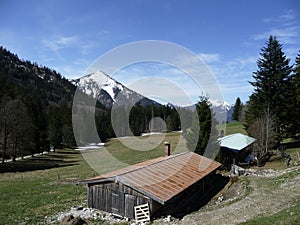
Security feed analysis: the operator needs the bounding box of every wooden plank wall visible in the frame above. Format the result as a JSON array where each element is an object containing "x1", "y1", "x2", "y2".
[
  {"x1": 87, "y1": 171, "x2": 225, "y2": 219},
  {"x1": 88, "y1": 182, "x2": 151, "y2": 219}
]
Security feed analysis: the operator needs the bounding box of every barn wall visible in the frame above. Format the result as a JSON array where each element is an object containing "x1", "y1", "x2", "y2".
[
  {"x1": 87, "y1": 171, "x2": 227, "y2": 219},
  {"x1": 88, "y1": 182, "x2": 151, "y2": 219}
]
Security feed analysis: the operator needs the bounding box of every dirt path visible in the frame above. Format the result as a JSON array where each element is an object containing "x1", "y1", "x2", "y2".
[{"x1": 155, "y1": 166, "x2": 300, "y2": 225}]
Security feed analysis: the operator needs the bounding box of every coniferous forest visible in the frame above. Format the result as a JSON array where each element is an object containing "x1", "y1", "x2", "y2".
[{"x1": 0, "y1": 46, "x2": 189, "y2": 162}]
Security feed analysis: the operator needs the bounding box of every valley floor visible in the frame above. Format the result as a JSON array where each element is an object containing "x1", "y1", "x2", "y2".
[{"x1": 1, "y1": 132, "x2": 299, "y2": 225}]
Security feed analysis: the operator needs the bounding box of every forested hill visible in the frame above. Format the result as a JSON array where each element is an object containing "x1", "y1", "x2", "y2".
[
  {"x1": 0, "y1": 46, "x2": 76, "y2": 106},
  {"x1": 0, "y1": 46, "x2": 86, "y2": 162}
]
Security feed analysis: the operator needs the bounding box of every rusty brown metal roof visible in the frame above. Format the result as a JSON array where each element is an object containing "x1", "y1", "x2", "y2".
[{"x1": 80, "y1": 152, "x2": 221, "y2": 204}]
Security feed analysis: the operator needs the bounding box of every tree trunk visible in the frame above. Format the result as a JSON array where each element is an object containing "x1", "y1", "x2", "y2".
[{"x1": 2, "y1": 120, "x2": 8, "y2": 163}]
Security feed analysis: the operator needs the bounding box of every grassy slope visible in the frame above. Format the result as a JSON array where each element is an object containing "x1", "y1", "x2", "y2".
[
  {"x1": 224, "y1": 121, "x2": 247, "y2": 135},
  {"x1": 78, "y1": 132, "x2": 187, "y2": 175},
  {"x1": 239, "y1": 202, "x2": 300, "y2": 225},
  {"x1": 0, "y1": 132, "x2": 184, "y2": 225},
  {"x1": 0, "y1": 149, "x2": 97, "y2": 225}
]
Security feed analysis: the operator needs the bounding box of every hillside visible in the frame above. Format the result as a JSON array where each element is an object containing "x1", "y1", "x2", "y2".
[
  {"x1": 0, "y1": 47, "x2": 76, "y2": 106},
  {"x1": 0, "y1": 46, "x2": 82, "y2": 159},
  {"x1": 224, "y1": 122, "x2": 247, "y2": 135}
]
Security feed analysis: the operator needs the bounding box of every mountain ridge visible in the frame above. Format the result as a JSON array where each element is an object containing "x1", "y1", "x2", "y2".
[{"x1": 72, "y1": 70, "x2": 233, "y2": 122}]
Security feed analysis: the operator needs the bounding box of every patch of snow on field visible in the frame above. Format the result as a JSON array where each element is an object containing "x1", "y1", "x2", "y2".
[
  {"x1": 75, "y1": 143, "x2": 104, "y2": 151},
  {"x1": 141, "y1": 132, "x2": 164, "y2": 136}
]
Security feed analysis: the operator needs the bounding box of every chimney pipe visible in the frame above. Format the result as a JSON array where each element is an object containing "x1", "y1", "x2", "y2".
[{"x1": 164, "y1": 142, "x2": 170, "y2": 156}]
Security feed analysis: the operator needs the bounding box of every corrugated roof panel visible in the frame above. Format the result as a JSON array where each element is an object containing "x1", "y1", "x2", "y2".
[
  {"x1": 219, "y1": 133, "x2": 256, "y2": 151},
  {"x1": 80, "y1": 152, "x2": 221, "y2": 204}
]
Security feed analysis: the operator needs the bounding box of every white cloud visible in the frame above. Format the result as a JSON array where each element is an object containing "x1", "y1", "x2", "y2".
[
  {"x1": 198, "y1": 53, "x2": 221, "y2": 63},
  {"x1": 42, "y1": 35, "x2": 78, "y2": 52},
  {"x1": 263, "y1": 9, "x2": 296, "y2": 24},
  {"x1": 286, "y1": 47, "x2": 300, "y2": 60},
  {"x1": 203, "y1": 55, "x2": 258, "y2": 103},
  {"x1": 128, "y1": 77, "x2": 196, "y2": 106},
  {"x1": 252, "y1": 26, "x2": 299, "y2": 44},
  {"x1": 113, "y1": 54, "x2": 257, "y2": 104},
  {"x1": 253, "y1": 9, "x2": 299, "y2": 45},
  {"x1": 113, "y1": 62, "x2": 215, "y2": 105},
  {"x1": 279, "y1": 9, "x2": 296, "y2": 21}
]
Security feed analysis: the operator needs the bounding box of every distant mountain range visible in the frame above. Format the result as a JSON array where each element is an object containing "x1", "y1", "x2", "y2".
[{"x1": 72, "y1": 71, "x2": 233, "y2": 122}]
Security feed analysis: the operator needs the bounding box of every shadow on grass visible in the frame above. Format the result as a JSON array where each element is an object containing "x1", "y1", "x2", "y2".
[
  {"x1": 280, "y1": 140, "x2": 300, "y2": 149},
  {"x1": 0, "y1": 151, "x2": 80, "y2": 173}
]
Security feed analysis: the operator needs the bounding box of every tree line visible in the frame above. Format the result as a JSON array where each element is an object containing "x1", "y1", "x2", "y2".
[
  {"x1": 0, "y1": 46, "x2": 76, "y2": 162},
  {"x1": 0, "y1": 46, "x2": 189, "y2": 162}
]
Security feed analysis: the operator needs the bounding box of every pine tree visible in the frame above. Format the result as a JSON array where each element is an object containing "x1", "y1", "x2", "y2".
[
  {"x1": 246, "y1": 35, "x2": 292, "y2": 142},
  {"x1": 185, "y1": 96, "x2": 219, "y2": 156},
  {"x1": 232, "y1": 97, "x2": 242, "y2": 121},
  {"x1": 287, "y1": 50, "x2": 300, "y2": 139}
]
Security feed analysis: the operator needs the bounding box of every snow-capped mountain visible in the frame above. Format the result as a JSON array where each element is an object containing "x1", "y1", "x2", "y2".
[
  {"x1": 72, "y1": 71, "x2": 233, "y2": 121},
  {"x1": 209, "y1": 99, "x2": 233, "y2": 123},
  {"x1": 208, "y1": 99, "x2": 231, "y2": 111},
  {"x1": 183, "y1": 99, "x2": 233, "y2": 123},
  {"x1": 72, "y1": 71, "x2": 159, "y2": 108}
]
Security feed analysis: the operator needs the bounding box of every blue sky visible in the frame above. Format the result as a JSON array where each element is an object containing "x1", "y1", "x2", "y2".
[{"x1": 0, "y1": 0, "x2": 299, "y2": 104}]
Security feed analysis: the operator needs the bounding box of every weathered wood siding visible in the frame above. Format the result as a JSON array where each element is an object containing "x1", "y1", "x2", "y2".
[
  {"x1": 88, "y1": 182, "x2": 151, "y2": 218},
  {"x1": 87, "y1": 171, "x2": 227, "y2": 219}
]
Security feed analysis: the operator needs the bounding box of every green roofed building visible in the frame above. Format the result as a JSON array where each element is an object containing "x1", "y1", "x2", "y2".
[{"x1": 218, "y1": 133, "x2": 256, "y2": 167}]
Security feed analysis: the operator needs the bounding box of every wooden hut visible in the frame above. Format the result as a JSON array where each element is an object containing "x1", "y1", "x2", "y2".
[
  {"x1": 219, "y1": 133, "x2": 256, "y2": 167},
  {"x1": 78, "y1": 152, "x2": 222, "y2": 219}
]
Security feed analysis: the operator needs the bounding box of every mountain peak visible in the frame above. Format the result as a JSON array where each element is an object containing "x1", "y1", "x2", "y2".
[
  {"x1": 209, "y1": 99, "x2": 231, "y2": 111},
  {"x1": 82, "y1": 71, "x2": 123, "y2": 100},
  {"x1": 72, "y1": 71, "x2": 159, "y2": 108}
]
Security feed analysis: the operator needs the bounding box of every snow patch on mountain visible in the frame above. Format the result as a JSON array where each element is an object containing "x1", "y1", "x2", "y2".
[
  {"x1": 209, "y1": 99, "x2": 231, "y2": 111},
  {"x1": 73, "y1": 71, "x2": 123, "y2": 101},
  {"x1": 209, "y1": 99, "x2": 233, "y2": 123},
  {"x1": 72, "y1": 70, "x2": 158, "y2": 108}
]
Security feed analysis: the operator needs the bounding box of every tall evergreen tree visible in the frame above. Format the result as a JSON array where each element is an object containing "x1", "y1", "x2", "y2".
[
  {"x1": 287, "y1": 50, "x2": 300, "y2": 139},
  {"x1": 185, "y1": 96, "x2": 219, "y2": 156},
  {"x1": 232, "y1": 97, "x2": 242, "y2": 121},
  {"x1": 246, "y1": 35, "x2": 292, "y2": 142}
]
